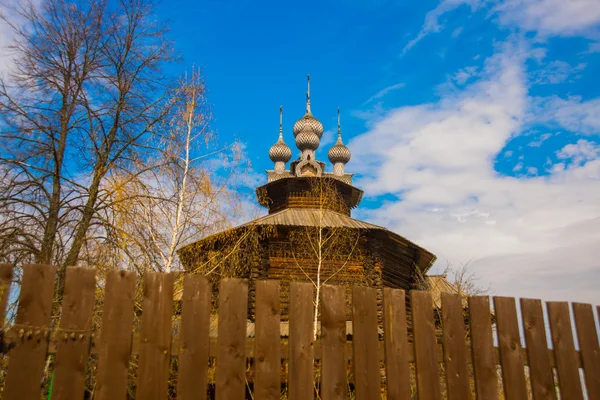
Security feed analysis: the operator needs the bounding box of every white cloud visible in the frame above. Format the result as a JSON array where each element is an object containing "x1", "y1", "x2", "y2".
[
  {"x1": 365, "y1": 82, "x2": 406, "y2": 104},
  {"x1": 350, "y1": 45, "x2": 600, "y2": 303},
  {"x1": 527, "y1": 132, "x2": 553, "y2": 147},
  {"x1": 495, "y1": 0, "x2": 600, "y2": 36},
  {"x1": 530, "y1": 96, "x2": 600, "y2": 135},
  {"x1": 403, "y1": 0, "x2": 600, "y2": 55},
  {"x1": 530, "y1": 60, "x2": 586, "y2": 85},
  {"x1": 557, "y1": 139, "x2": 600, "y2": 166},
  {"x1": 401, "y1": 0, "x2": 479, "y2": 55},
  {"x1": 451, "y1": 66, "x2": 479, "y2": 85}
]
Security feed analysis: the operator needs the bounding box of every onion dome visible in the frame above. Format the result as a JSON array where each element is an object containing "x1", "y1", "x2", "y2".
[
  {"x1": 293, "y1": 75, "x2": 324, "y2": 138},
  {"x1": 328, "y1": 137, "x2": 351, "y2": 164},
  {"x1": 328, "y1": 108, "x2": 351, "y2": 164},
  {"x1": 269, "y1": 137, "x2": 292, "y2": 163},
  {"x1": 269, "y1": 106, "x2": 292, "y2": 163},
  {"x1": 296, "y1": 130, "x2": 320, "y2": 151},
  {"x1": 293, "y1": 114, "x2": 324, "y2": 138}
]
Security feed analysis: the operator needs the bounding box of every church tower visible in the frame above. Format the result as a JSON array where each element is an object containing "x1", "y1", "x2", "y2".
[{"x1": 179, "y1": 76, "x2": 436, "y2": 316}]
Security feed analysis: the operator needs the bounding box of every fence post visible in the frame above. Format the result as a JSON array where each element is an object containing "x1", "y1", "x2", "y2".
[
  {"x1": 288, "y1": 282, "x2": 314, "y2": 400},
  {"x1": 383, "y1": 288, "x2": 411, "y2": 400},
  {"x1": 352, "y1": 286, "x2": 380, "y2": 400},
  {"x1": 411, "y1": 290, "x2": 441, "y2": 400},
  {"x1": 467, "y1": 296, "x2": 498, "y2": 399},
  {"x1": 51, "y1": 267, "x2": 96, "y2": 400},
  {"x1": 548, "y1": 302, "x2": 584, "y2": 400},
  {"x1": 494, "y1": 297, "x2": 528, "y2": 399},
  {"x1": 254, "y1": 280, "x2": 281, "y2": 399},
  {"x1": 136, "y1": 272, "x2": 175, "y2": 400},
  {"x1": 321, "y1": 284, "x2": 348, "y2": 400},
  {"x1": 520, "y1": 298, "x2": 556, "y2": 400},
  {"x1": 178, "y1": 274, "x2": 211, "y2": 400},
  {"x1": 572, "y1": 303, "x2": 600, "y2": 399},
  {"x1": 215, "y1": 278, "x2": 249, "y2": 400},
  {"x1": 440, "y1": 292, "x2": 471, "y2": 400},
  {"x1": 95, "y1": 270, "x2": 136, "y2": 400},
  {"x1": 3, "y1": 264, "x2": 56, "y2": 400}
]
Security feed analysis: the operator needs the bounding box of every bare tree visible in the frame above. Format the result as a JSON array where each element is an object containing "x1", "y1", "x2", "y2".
[{"x1": 0, "y1": 0, "x2": 176, "y2": 274}]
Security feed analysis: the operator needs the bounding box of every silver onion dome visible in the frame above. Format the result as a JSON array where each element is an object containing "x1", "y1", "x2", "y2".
[
  {"x1": 270, "y1": 106, "x2": 292, "y2": 163},
  {"x1": 328, "y1": 137, "x2": 351, "y2": 164},
  {"x1": 296, "y1": 129, "x2": 320, "y2": 151},
  {"x1": 269, "y1": 137, "x2": 292, "y2": 163},
  {"x1": 293, "y1": 74, "x2": 324, "y2": 138},
  {"x1": 293, "y1": 114, "x2": 324, "y2": 138},
  {"x1": 328, "y1": 107, "x2": 351, "y2": 164}
]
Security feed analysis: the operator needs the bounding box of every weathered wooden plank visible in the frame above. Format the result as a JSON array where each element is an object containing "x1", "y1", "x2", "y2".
[
  {"x1": 95, "y1": 269, "x2": 137, "y2": 400},
  {"x1": 520, "y1": 298, "x2": 556, "y2": 400},
  {"x1": 3, "y1": 264, "x2": 56, "y2": 400},
  {"x1": 254, "y1": 280, "x2": 281, "y2": 400},
  {"x1": 177, "y1": 274, "x2": 211, "y2": 400},
  {"x1": 411, "y1": 290, "x2": 441, "y2": 400},
  {"x1": 468, "y1": 296, "x2": 498, "y2": 400},
  {"x1": 440, "y1": 292, "x2": 471, "y2": 400},
  {"x1": 288, "y1": 282, "x2": 314, "y2": 400},
  {"x1": 547, "y1": 301, "x2": 584, "y2": 400},
  {"x1": 494, "y1": 297, "x2": 528, "y2": 400},
  {"x1": 52, "y1": 267, "x2": 96, "y2": 400},
  {"x1": 572, "y1": 302, "x2": 600, "y2": 399},
  {"x1": 321, "y1": 284, "x2": 348, "y2": 400},
  {"x1": 0, "y1": 264, "x2": 13, "y2": 331},
  {"x1": 352, "y1": 286, "x2": 380, "y2": 400},
  {"x1": 215, "y1": 278, "x2": 249, "y2": 400},
  {"x1": 383, "y1": 288, "x2": 411, "y2": 400},
  {"x1": 136, "y1": 272, "x2": 174, "y2": 400}
]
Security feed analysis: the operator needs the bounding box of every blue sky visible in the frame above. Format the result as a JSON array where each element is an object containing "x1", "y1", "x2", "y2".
[
  {"x1": 157, "y1": 0, "x2": 600, "y2": 303},
  {"x1": 1, "y1": 0, "x2": 598, "y2": 303}
]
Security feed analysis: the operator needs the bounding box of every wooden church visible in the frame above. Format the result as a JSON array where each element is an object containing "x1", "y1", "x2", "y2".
[{"x1": 179, "y1": 76, "x2": 438, "y2": 316}]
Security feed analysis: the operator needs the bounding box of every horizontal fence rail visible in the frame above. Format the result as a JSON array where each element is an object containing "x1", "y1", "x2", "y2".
[{"x1": 0, "y1": 264, "x2": 598, "y2": 399}]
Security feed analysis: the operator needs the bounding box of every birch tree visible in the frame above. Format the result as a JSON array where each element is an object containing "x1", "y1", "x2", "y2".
[
  {"x1": 286, "y1": 178, "x2": 366, "y2": 340},
  {"x1": 97, "y1": 70, "x2": 245, "y2": 274}
]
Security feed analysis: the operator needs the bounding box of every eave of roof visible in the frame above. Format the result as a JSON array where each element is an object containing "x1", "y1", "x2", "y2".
[{"x1": 178, "y1": 207, "x2": 437, "y2": 272}]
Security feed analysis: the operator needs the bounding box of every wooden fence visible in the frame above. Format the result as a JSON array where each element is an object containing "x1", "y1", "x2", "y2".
[{"x1": 0, "y1": 263, "x2": 599, "y2": 399}]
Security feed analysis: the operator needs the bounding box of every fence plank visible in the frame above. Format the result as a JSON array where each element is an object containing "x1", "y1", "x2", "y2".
[
  {"x1": 468, "y1": 296, "x2": 498, "y2": 400},
  {"x1": 520, "y1": 298, "x2": 556, "y2": 400},
  {"x1": 288, "y1": 282, "x2": 314, "y2": 400},
  {"x1": 3, "y1": 264, "x2": 56, "y2": 400},
  {"x1": 572, "y1": 303, "x2": 600, "y2": 399},
  {"x1": 352, "y1": 286, "x2": 380, "y2": 400},
  {"x1": 383, "y1": 288, "x2": 411, "y2": 400},
  {"x1": 136, "y1": 272, "x2": 174, "y2": 400},
  {"x1": 440, "y1": 293, "x2": 471, "y2": 400},
  {"x1": 0, "y1": 264, "x2": 13, "y2": 331},
  {"x1": 321, "y1": 284, "x2": 347, "y2": 400},
  {"x1": 95, "y1": 270, "x2": 137, "y2": 400},
  {"x1": 177, "y1": 274, "x2": 211, "y2": 400},
  {"x1": 494, "y1": 297, "x2": 528, "y2": 400},
  {"x1": 254, "y1": 280, "x2": 281, "y2": 400},
  {"x1": 216, "y1": 278, "x2": 249, "y2": 400},
  {"x1": 52, "y1": 267, "x2": 96, "y2": 400},
  {"x1": 547, "y1": 302, "x2": 584, "y2": 400},
  {"x1": 411, "y1": 290, "x2": 441, "y2": 400}
]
